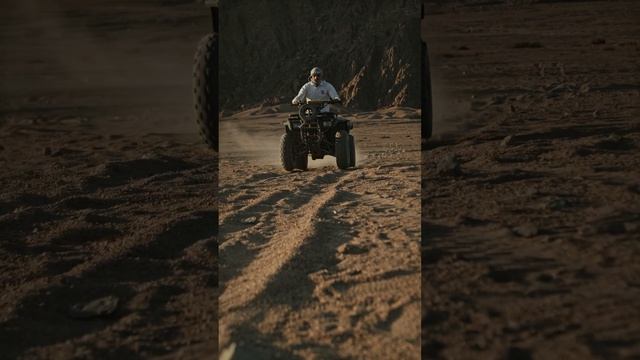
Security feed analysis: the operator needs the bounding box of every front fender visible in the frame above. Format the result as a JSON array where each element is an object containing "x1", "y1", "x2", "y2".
[{"x1": 336, "y1": 118, "x2": 353, "y2": 131}]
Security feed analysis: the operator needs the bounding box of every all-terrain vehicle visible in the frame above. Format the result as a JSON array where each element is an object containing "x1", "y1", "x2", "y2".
[{"x1": 281, "y1": 99, "x2": 355, "y2": 171}]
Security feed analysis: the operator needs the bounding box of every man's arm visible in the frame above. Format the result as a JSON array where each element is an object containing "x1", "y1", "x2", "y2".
[
  {"x1": 292, "y1": 84, "x2": 308, "y2": 105},
  {"x1": 327, "y1": 83, "x2": 341, "y2": 101}
]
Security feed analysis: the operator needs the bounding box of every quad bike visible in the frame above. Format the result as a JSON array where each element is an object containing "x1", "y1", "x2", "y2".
[
  {"x1": 281, "y1": 99, "x2": 355, "y2": 171},
  {"x1": 192, "y1": 1, "x2": 433, "y2": 152}
]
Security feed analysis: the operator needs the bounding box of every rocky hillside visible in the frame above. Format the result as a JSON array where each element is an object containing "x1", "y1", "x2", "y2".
[{"x1": 218, "y1": 0, "x2": 420, "y2": 111}]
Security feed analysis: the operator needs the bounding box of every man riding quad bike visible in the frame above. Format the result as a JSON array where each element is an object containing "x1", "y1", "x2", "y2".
[{"x1": 282, "y1": 67, "x2": 355, "y2": 171}]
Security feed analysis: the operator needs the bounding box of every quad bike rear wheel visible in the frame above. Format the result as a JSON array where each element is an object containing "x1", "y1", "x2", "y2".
[
  {"x1": 349, "y1": 134, "x2": 356, "y2": 168},
  {"x1": 193, "y1": 33, "x2": 218, "y2": 152},
  {"x1": 280, "y1": 132, "x2": 295, "y2": 171},
  {"x1": 335, "y1": 130, "x2": 350, "y2": 170}
]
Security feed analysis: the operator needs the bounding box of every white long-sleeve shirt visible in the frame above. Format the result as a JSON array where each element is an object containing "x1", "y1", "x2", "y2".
[{"x1": 291, "y1": 80, "x2": 340, "y2": 112}]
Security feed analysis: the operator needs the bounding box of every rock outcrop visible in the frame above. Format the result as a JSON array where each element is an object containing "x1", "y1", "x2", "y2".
[{"x1": 219, "y1": 0, "x2": 420, "y2": 111}]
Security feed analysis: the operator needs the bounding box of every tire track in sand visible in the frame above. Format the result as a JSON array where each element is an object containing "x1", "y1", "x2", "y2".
[
  {"x1": 219, "y1": 170, "x2": 357, "y2": 316},
  {"x1": 218, "y1": 170, "x2": 355, "y2": 292},
  {"x1": 219, "y1": 161, "x2": 421, "y2": 358}
]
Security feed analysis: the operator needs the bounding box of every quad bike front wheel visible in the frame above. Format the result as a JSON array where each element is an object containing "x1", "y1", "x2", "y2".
[
  {"x1": 280, "y1": 132, "x2": 295, "y2": 171},
  {"x1": 335, "y1": 130, "x2": 351, "y2": 170},
  {"x1": 193, "y1": 33, "x2": 218, "y2": 152}
]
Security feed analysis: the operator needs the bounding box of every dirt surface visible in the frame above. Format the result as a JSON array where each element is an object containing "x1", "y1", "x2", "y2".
[
  {"x1": 422, "y1": 1, "x2": 640, "y2": 359},
  {"x1": 1, "y1": 1, "x2": 218, "y2": 358},
  {"x1": 218, "y1": 108, "x2": 422, "y2": 359}
]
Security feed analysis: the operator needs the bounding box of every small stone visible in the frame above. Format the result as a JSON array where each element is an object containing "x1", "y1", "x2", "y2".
[
  {"x1": 406, "y1": 190, "x2": 419, "y2": 197},
  {"x1": 337, "y1": 243, "x2": 368, "y2": 255},
  {"x1": 606, "y1": 133, "x2": 622, "y2": 143},
  {"x1": 578, "y1": 83, "x2": 591, "y2": 94},
  {"x1": 69, "y1": 295, "x2": 119, "y2": 319},
  {"x1": 241, "y1": 216, "x2": 257, "y2": 224},
  {"x1": 501, "y1": 135, "x2": 514, "y2": 147},
  {"x1": 512, "y1": 224, "x2": 539, "y2": 237}
]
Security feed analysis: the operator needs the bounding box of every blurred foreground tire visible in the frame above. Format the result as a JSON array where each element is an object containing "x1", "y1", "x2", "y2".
[{"x1": 193, "y1": 33, "x2": 219, "y2": 152}]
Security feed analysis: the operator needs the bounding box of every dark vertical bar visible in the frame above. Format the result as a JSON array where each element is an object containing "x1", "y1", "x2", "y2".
[
  {"x1": 212, "y1": 6, "x2": 219, "y2": 33},
  {"x1": 212, "y1": 5, "x2": 219, "y2": 152},
  {"x1": 421, "y1": 3, "x2": 433, "y2": 143}
]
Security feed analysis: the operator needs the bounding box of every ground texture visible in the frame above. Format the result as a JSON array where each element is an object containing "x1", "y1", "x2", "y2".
[{"x1": 422, "y1": 1, "x2": 640, "y2": 359}]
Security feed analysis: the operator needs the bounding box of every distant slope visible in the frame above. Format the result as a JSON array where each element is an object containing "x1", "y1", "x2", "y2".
[{"x1": 219, "y1": 0, "x2": 420, "y2": 111}]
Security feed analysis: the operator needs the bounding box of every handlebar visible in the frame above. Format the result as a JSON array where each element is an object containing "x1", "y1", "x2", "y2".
[{"x1": 299, "y1": 99, "x2": 341, "y2": 106}]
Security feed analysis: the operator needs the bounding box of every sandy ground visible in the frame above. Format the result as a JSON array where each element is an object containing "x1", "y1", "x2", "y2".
[
  {"x1": 422, "y1": 1, "x2": 640, "y2": 359},
  {"x1": 218, "y1": 108, "x2": 422, "y2": 359},
  {"x1": 1, "y1": 1, "x2": 219, "y2": 358}
]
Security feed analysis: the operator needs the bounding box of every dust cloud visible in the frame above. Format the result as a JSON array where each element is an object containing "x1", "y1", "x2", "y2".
[
  {"x1": 219, "y1": 119, "x2": 282, "y2": 165},
  {"x1": 430, "y1": 69, "x2": 472, "y2": 136}
]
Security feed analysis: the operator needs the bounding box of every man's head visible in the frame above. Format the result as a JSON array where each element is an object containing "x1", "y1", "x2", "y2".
[{"x1": 309, "y1": 67, "x2": 322, "y2": 85}]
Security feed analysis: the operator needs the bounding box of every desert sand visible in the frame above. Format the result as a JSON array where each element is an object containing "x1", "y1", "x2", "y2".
[
  {"x1": 1, "y1": 1, "x2": 218, "y2": 358},
  {"x1": 422, "y1": 1, "x2": 640, "y2": 359}
]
